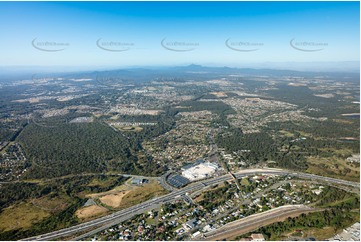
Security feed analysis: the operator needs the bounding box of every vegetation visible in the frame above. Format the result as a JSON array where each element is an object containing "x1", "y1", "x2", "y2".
[
  {"x1": 197, "y1": 182, "x2": 238, "y2": 211},
  {"x1": 0, "y1": 68, "x2": 359, "y2": 239},
  {"x1": 0, "y1": 202, "x2": 50, "y2": 232},
  {"x1": 0, "y1": 198, "x2": 84, "y2": 240},
  {"x1": 114, "y1": 181, "x2": 168, "y2": 210},
  {"x1": 254, "y1": 208, "x2": 359, "y2": 241},
  {"x1": 176, "y1": 100, "x2": 236, "y2": 115},
  {"x1": 17, "y1": 111, "x2": 176, "y2": 179},
  {"x1": 216, "y1": 118, "x2": 359, "y2": 172},
  {"x1": 245, "y1": 188, "x2": 360, "y2": 241},
  {"x1": 0, "y1": 174, "x2": 127, "y2": 239}
]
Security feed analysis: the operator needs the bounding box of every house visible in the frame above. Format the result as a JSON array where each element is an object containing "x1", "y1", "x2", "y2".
[
  {"x1": 186, "y1": 218, "x2": 198, "y2": 229},
  {"x1": 192, "y1": 231, "x2": 201, "y2": 238}
]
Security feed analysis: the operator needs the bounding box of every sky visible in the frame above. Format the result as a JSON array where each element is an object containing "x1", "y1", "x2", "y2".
[{"x1": 0, "y1": 1, "x2": 359, "y2": 71}]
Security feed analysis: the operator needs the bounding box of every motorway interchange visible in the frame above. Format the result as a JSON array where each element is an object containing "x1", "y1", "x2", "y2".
[{"x1": 23, "y1": 168, "x2": 359, "y2": 241}]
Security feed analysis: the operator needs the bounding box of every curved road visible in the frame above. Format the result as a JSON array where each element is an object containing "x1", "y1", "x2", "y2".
[
  {"x1": 201, "y1": 205, "x2": 316, "y2": 241},
  {"x1": 21, "y1": 168, "x2": 359, "y2": 241}
]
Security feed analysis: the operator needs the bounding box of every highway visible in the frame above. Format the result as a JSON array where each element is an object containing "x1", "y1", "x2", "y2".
[
  {"x1": 201, "y1": 204, "x2": 316, "y2": 241},
  {"x1": 21, "y1": 168, "x2": 359, "y2": 241}
]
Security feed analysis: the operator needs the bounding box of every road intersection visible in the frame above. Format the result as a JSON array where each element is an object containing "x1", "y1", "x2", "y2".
[{"x1": 22, "y1": 168, "x2": 359, "y2": 241}]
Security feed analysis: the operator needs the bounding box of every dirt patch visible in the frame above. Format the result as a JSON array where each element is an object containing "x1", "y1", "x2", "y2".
[
  {"x1": 210, "y1": 92, "x2": 227, "y2": 97},
  {"x1": 117, "y1": 181, "x2": 168, "y2": 209},
  {"x1": 86, "y1": 183, "x2": 133, "y2": 199},
  {"x1": 75, "y1": 205, "x2": 108, "y2": 220},
  {"x1": 99, "y1": 191, "x2": 130, "y2": 208},
  {"x1": 84, "y1": 180, "x2": 167, "y2": 210}
]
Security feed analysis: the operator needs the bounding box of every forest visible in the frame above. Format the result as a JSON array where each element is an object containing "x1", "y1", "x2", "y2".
[
  {"x1": 216, "y1": 116, "x2": 359, "y2": 171},
  {"x1": 17, "y1": 110, "x2": 176, "y2": 179}
]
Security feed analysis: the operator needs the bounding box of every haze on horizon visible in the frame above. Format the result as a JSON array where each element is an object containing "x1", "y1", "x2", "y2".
[{"x1": 0, "y1": 1, "x2": 359, "y2": 72}]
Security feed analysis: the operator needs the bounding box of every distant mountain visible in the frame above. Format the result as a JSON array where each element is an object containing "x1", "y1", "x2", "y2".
[
  {"x1": 79, "y1": 64, "x2": 359, "y2": 79},
  {"x1": 1, "y1": 64, "x2": 359, "y2": 83}
]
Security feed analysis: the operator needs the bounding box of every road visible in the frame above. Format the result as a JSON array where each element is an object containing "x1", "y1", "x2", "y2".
[
  {"x1": 0, "y1": 172, "x2": 158, "y2": 185},
  {"x1": 21, "y1": 168, "x2": 359, "y2": 241},
  {"x1": 200, "y1": 205, "x2": 317, "y2": 241},
  {"x1": 159, "y1": 170, "x2": 176, "y2": 192}
]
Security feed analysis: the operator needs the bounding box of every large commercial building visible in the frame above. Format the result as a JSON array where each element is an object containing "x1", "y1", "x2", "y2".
[{"x1": 181, "y1": 161, "x2": 218, "y2": 181}]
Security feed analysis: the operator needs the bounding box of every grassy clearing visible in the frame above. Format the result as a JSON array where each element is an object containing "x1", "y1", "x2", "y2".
[
  {"x1": 31, "y1": 194, "x2": 70, "y2": 212},
  {"x1": 279, "y1": 130, "x2": 294, "y2": 138},
  {"x1": 321, "y1": 197, "x2": 358, "y2": 208},
  {"x1": 306, "y1": 156, "x2": 359, "y2": 182},
  {"x1": 285, "y1": 211, "x2": 358, "y2": 240},
  {"x1": 85, "y1": 179, "x2": 167, "y2": 210},
  {"x1": 85, "y1": 181, "x2": 133, "y2": 199},
  {"x1": 113, "y1": 125, "x2": 143, "y2": 132},
  {"x1": 318, "y1": 147, "x2": 354, "y2": 157},
  {"x1": 145, "y1": 217, "x2": 156, "y2": 225},
  {"x1": 305, "y1": 226, "x2": 342, "y2": 240},
  {"x1": 295, "y1": 130, "x2": 325, "y2": 140},
  {"x1": 332, "y1": 119, "x2": 354, "y2": 124},
  {"x1": 240, "y1": 178, "x2": 250, "y2": 186},
  {"x1": 0, "y1": 175, "x2": 127, "y2": 237},
  {"x1": 116, "y1": 181, "x2": 167, "y2": 209},
  {"x1": 271, "y1": 211, "x2": 359, "y2": 241},
  {"x1": 75, "y1": 176, "x2": 130, "y2": 198},
  {"x1": 296, "y1": 131, "x2": 313, "y2": 137},
  {"x1": 85, "y1": 176, "x2": 119, "y2": 188},
  {"x1": 0, "y1": 202, "x2": 50, "y2": 232},
  {"x1": 281, "y1": 226, "x2": 336, "y2": 241}
]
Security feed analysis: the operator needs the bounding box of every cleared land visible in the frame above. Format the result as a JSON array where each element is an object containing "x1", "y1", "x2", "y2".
[
  {"x1": 31, "y1": 194, "x2": 69, "y2": 212},
  {"x1": 86, "y1": 180, "x2": 167, "y2": 210},
  {"x1": 210, "y1": 92, "x2": 227, "y2": 98},
  {"x1": 307, "y1": 155, "x2": 359, "y2": 182},
  {"x1": 85, "y1": 181, "x2": 134, "y2": 199},
  {"x1": 119, "y1": 126, "x2": 143, "y2": 132},
  {"x1": 115, "y1": 181, "x2": 168, "y2": 209},
  {"x1": 0, "y1": 202, "x2": 50, "y2": 231},
  {"x1": 75, "y1": 205, "x2": 108, "y2": 220},
  {"x1": 99, "y1": 191, "x2": 130, "y2": 208}
]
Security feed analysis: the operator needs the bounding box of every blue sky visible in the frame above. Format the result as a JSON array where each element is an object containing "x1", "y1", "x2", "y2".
[{"x1": 0, "y1": 1, "x2": 359, "y2": 70}]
